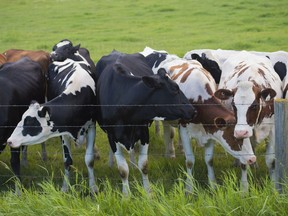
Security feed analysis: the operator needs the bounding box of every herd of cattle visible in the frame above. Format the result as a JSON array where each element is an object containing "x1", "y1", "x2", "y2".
[{"x1": 0, "y1": 39, "x2": 287, "y2": 195}]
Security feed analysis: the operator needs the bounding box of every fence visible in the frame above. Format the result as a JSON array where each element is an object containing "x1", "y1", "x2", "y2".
[
  {"x1": 0, "y1": 102, "x2": 287, "y2": 190},
  {"x1": 274, "y1": 99, "x2": 288, "y2": 192}
]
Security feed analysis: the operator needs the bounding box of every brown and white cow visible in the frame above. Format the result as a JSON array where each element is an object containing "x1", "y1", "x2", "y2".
[
  {"x1": 140, "y1": 47, "x2": 256, "y2": 191},
  {"x1": 214, "y1": 51, "x2": 283, "y2": 183}
]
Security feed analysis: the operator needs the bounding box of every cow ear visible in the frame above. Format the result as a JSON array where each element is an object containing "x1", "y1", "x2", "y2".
[
  {"x1": 73, "y1": 44, "x2": 81, "y2": 52},
  {"x1": 214, "y1": 117, "x2": 227, "y2": 129},
  {"x1": 157, "y1": 68, "x2": 168, "y2": 78},
  {"x1": 38, "y1": 106, "x2": 50, "y2": 119},
  {"x1": 214, "y1": 89, "x2": 234, "y2": 100},
  {"x1": 260, "y1": 88, "x2": 276, "y2": 101},
  {"x1": 191, "y1": 53, "x2": 201, "y2": 60},
  {"x1": 142, "y1": 76, "x2": 161, "y2": 89},
  {"x1": 113, "y1": 63, "x2": 129, "y2": 75}
]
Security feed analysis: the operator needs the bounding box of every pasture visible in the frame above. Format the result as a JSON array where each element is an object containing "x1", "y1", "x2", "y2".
[{"x1": 0, "y1": 0, "x2": 288, "y2": 215}]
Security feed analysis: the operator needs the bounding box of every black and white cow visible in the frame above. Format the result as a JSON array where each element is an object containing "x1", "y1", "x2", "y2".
[
  {"x1": 49, "y1": 39, "x2": 100, "y2": 161},
  {"x1": 96, "y1": 50, "x2": 196, "y2": 195},
  {"x1": 7, "y1": 41, "x2": 98, "y2": 194},
  {"x1": 0, "y1": 57, "x2": 46, "y2": 184},
  {"x1": 140, "y1": 47, "x2": 256, "y2": 191}
]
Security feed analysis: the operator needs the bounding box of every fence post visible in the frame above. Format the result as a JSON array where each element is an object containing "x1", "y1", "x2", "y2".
[{"x1": 274, "y1": 99, "x2": 288, "y2": 193}]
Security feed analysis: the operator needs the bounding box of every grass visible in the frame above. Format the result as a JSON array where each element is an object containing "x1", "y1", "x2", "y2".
[
  {"x1": 1, "y1": 173, "x2": 288, "y2": 215},
  {"x1": 0, "y1": 0, "x2": 287, "y2": 214}
]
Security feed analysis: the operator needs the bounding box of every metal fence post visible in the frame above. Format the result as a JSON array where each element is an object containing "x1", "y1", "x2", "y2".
[{"x1": 274, "y1": 99, "x2": 288, "y2": 193}]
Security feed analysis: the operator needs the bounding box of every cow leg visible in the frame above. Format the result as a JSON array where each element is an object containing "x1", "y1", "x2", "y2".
[
  {"x1": 21, "y1": 146, "x2": 28, "y2": 167},
  {"x1": 94, "y1": 145, "x2": 100, "y2": 160},
  {"x1": 163, "y1": 121, "x2": 175, "y2": 158},
  {"x1": 154, "y1": 120, "x2": 161, "y2": 135},
  {"x1": 10, "y1": 147, "x2": 21, "y2": 179},
  {"x1": 138, "y1": 127, "x2": 150, "y2": 194},
  {"x1": 10, "y1": 147, "x2": 21, "y2": 195},
  {"x1": 138, "y1": 143, "x2": 150, "y2": 193},
  {"x1": 266, "y1": 129, "x2": 276, "y2": 182},
  {"x1": 61, "y1": 135, "x2": 72, "y2": 192},
  {"x1": 108, "y1": 146, "x2": 135, "y2": 169},
  {"x1": 85, "y1": 124, "x2": 98, "y2": 194},
  {"x1": 114, "y1": 142, "x2": 130, "y2": 196},
  {"x1": 179, "y1": 125, "x2": 195, "y2": 193},
  {"x1": 21, "y1": 143, "x2": 47, "y2": 166},
  {"x1": 177, "y1": 128, "x2": 183, "y2": 152},
  {"x1": 108, "y1": 149, "x2": 115, "y2": 167},
  {"x1": 240, "y1": 163, "x2": 248, "y2": 192},
  {"x1": 130, "y1": 147, "x2": 136, "y2": 168},
  {"x1": 204, "y1": 140, "x2": 216, "y2": 188},
  {"x1": 41, "y1": 142, "x2": 47, "y2": 161}
]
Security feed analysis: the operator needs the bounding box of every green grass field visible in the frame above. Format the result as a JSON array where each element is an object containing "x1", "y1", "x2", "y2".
[{"x1": 0, "y1": 0, "x2": 288, "y2": 215}]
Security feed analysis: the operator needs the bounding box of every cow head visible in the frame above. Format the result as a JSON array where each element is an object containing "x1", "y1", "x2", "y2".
[
  {"x1": 50, "y1": 39, "x2": 81, "y2": 62},
  {"x1": 138, "y1": 68, "x2": 196, "y2": 120},
  {"x1": 215, "y1": 81, "x2": 276, "y2": 139},
  {"x1": 140, "y1": 47, "x2": 168, "y2": 71},
  {"x1": 7, "y1": 102, "x2": 56, "y2": 148},
  {"x1": 191, "y1": 53, "x2": 222, "y2": 84}
]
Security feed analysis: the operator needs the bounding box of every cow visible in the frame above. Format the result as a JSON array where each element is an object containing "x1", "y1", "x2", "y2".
[
  {"x1": 7, "y1": 41, "x2": 98, "y2": 194},
  {"x1": 2, "y1": 49, "x2": 50, "y2": 75},
  {"x1": 140, "y1": 47, "x2": 256, "y2": 191},
  {"x1": 283, "y1": 73, "x2": 288, "y2": 99},
  {"x1": 1, "y1": 49, "x2": 51, "y2": 164},
  {"x1": 96, "y1": 50, "x2": 196, "y2": 195},
  {"x1": 49, "y1": 39, "x2": 100, "y2": 161},
  {"x1": 250, "y1": 51, "x2": 288, "y2": 81},
  {"x1": 0, "y1": 57, "x2": 46, "y2": 191},
  {"x1": 214, "y1": 51, "x2": 283, "y2": 184},
  {"x1": 0, "y1": 54, "x2": 7, "y2": 64},
  {"x1": 184, "y1": 49, "x2": 288, "y2": 83}
]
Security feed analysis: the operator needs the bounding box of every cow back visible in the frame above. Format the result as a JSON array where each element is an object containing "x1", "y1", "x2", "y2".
[{"x1": 3, "y1": 49, "x2": 50, "y2": 75}]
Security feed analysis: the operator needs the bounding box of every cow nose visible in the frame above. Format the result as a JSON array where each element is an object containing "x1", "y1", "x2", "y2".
[
  {"x1": 234, "y1": 130, "x2": 249, "y2": 138},
  {"x1": 248, "y1": 155, "x2": 257, "y2": 165}
]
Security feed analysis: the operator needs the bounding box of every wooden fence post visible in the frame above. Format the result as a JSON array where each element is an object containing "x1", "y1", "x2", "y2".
[{"x1": 274, "y1": 99, "x2": 288, "y2": 193}]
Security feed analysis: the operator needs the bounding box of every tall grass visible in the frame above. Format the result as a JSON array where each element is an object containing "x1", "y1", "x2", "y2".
[
  {"x1": 0, "y1": 0, "x2": 287, "y2": 214},
  {"x1": 1, "y1": 172, "x2": 288, "y2": 215}
]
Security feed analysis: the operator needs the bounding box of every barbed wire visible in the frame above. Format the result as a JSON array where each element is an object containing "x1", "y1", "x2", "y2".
[
  {"x1": 0, "y1": 144, "x2": 273, "y2": 185},
  {"x1": 0, "y1": 103, "x2": 274, "y2": 107},
  {"x1": 0, "y1": 148, "x2": 274, "y2": 157},
  {"x1": 0, "y1": 121, "x2": 276, "y2": 128}
]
